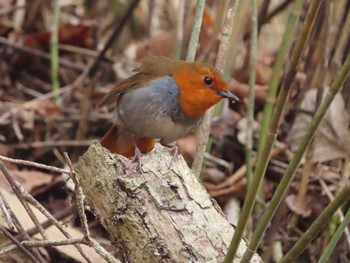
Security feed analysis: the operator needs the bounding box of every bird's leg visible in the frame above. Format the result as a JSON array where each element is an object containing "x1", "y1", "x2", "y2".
[
  {"x1": 130, "y1": 137, "x2": 144, "y2": 172},
  {"x1": 163, "y1": 142, "x2": 179, "y2": 167}
]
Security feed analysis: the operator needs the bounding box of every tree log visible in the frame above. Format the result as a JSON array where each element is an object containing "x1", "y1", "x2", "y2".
[{"x1": 75, "y1": 142, "x2": 262, "y2": 262}]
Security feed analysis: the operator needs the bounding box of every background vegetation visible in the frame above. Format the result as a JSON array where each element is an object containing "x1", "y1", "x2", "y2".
[{"x1": 0, "y1": 0, "x2": 349, "y2": 262}]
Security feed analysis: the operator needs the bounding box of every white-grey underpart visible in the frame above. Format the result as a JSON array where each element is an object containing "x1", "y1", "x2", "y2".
[{"x1": 115, "y1": 76, "x2": 203, "y2": 145}]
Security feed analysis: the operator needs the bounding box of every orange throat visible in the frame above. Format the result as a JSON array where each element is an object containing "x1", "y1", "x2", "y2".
[
  {"x1": 178, "y1": 90, "x2": 221, "y2": 119},
  {"x1": 173, "y1": 63, "x2": 224, "y2": 119}
]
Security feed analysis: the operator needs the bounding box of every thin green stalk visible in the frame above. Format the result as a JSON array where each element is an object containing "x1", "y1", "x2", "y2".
[
  {"x1": 281, "y1": 183, "x2": 350, "y2": 263},
  {"x1": 206, "y1": 0, "x2": 238, "y2": 155},
  {"x1": 173, "y1": 0, "x2": 185, "y2": 59},
  {"x1": 192, "y1": 0, "x2": 239, "y2": 178},
  {"x1": 318, "y1": 207, "x2": 350, "y2": 263},
  {"x1": 242, "y1": 53, "x2": 350, "y2": 262},
  {"x1": 245, "y1": 0, "x2": 258, "y2": 187},
  {"x1": 223, "y1": 0, "x2": 248, "y2": 80},
  {"x1": 257, "y1": 0, "x2": 303, "y2": 157},
  {"x1": 223, "y1": 2, "x2": 323, "y2": 262},
  {"x1": 50, "y1": 0, "x2": 60, "y2": 98},
  {"x1": 186, "y1": 0, "x2": 206, "y2": 62},
  {"x1": 210, "y1": 0, "x2": 243, "y2": 123}
]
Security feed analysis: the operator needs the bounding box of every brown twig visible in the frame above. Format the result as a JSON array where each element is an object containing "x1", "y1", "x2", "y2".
[
  {"x1": 0, "y1": 191, "x2": 15, "y2": 230},
  {"x1": 1, "y1": 159, "x2": 49, "y2": 241},
  {"x1": 73, "y1": 0, "x2": 140, "y2": 145},
  {"x1": 0, "y1": 162, "x2": 46, "y2": 263},
  {"x1": 0, "y1": 36, "x2": 84, "y2": 71},
  {"x1": 64, "y1": 153, "x2": 90, "y2": 237},
  {"x1": 0, "y1": 160, "x2": 93, "y2": 263},
  {"x1": 0, "y1": 226, "x2": 40, "y2": 263},
  {"x1": 19, "y1": 185, "x2": 93, "y2": 263},
  {"x1": 243, "y1": 0, "x2": 294, "y2": 40},
  {"x1": 7, "y1": 139, "x2": 94, "y2": 149},
  {"x1": 63, "y1": 152, "x2": 119, "y2": 263},
  {"x1": 24, "y1": 206, "x2": 75, "y2": 238},
  {"x1": 58, "y1": 44, "x2": 113, "y2": 61},
  {"x1": 205, "y1": 147, "x2": 285, "y2": 192},
  {"x1": 0, "y1": 4, "x2": 26, "y2": 16},
  {"x1": 206, "y1": 178, "x2": 246, "y2": 197},
  {"x1": 86, "y1": 0, "x2": 141, "y2": 78},
  {"x1": 0, "y1": 155, "x2": 70, "y2": 174},
  {"x1": 319, "y1": 178, "x2": 350, "y2": 250}
]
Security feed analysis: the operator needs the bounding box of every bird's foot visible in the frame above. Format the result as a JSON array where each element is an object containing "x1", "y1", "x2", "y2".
[
  {"x1": 166, "y1": 145, "x2": 179, "y2": 167},
  {"x1": 130, "y1": 147, "x2": 144, "y2": 172}
]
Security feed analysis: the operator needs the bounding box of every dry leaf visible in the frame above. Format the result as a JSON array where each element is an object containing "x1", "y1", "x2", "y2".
[
  {"x1": 23, "y1": 100, "x2": 62, "y2": 117},
  {"x1": 0, "y1": 169, "x2": 53, "y2": 192},
  {"x1": 223, "y1": 198, "x2": 240, "y2": 226},
  {"x1": 13, "y1": 24, "x2": 92, "y2": 68},
  {"x1": 0, "y1": 0, "x2": 13, "y2": 5},
  {"x1": 125, "y1": 5, "x2": 215, "y2": 60},
  {"x1": 236, "y1": 117, "x2": 260, "y2": 146},
  {"x1": 201, "y1": 168, "x2": 225, "y2": 184},
  {"x1": 287, "y1": 88, "x2": 350, "y2": 163},
  {"x1": 285, "y1": 194, "x2": 312, "y2": 217},
  {"x1": 234, "y1": 60, "x2": 272, "y2": 86},
  {"x1": 211, "y1": 111, "x2": 240, "y2": 139},
  {"x1": 229, "y1": 78, "x2": 268, "y2": 104},
  {"x1": 177, "y1": 135, "x2": 197, "y2": 164}
]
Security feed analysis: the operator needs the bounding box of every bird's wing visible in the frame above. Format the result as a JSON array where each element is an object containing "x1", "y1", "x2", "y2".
[
  {"x1": 134, "y1": 56, "x2": 183, "y2": 76},
  {"x1": 97, "y1": 73, "x2": 153, "y2": 107},
  {"x1": 98, "y1": 56, "x2": 186, "y2": 107}
]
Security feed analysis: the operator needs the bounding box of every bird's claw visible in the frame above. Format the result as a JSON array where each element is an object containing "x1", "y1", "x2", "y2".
[
  {"x1": 130, "y1": 147, "x2": 144, "y2": 172},
  {"x1": 167, "y1": 145, "x2": 179, "y2": 168}
]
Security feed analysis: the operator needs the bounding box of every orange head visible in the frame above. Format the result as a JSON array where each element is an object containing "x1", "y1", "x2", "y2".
[
  {"x1": 173, "y1": 63, "x2": 238, "y2": 119},
  {"x1": 98, "y1": 56, "x2": 238, "y2": 117}
]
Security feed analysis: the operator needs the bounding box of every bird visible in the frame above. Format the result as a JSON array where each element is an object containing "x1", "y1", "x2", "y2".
[{"x1": 98, "y1": 56, "x2": 238, "y2": 163}]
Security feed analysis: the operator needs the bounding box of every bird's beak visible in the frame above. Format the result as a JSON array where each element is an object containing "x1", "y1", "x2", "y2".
[{"x1": 216, "y1": 89, "x2": 239, "y2": 102}]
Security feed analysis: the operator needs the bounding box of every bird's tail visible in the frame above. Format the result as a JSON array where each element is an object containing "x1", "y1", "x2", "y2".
[{"x1": 100, "y1": 125, "x2": 155, "y2": 157}]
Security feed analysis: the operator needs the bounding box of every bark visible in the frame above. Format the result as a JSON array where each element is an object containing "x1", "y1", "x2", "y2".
[{"x1": 75, "y1": 142, "x2": 262, "y2": 263}]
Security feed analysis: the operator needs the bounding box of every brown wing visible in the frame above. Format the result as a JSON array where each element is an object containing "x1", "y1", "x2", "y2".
[
  {"x1": 134, "y1": 56, "x2": 184, "y2": 75},
  {"x1": 97, "y1": 73, "x2": 152, "y2": 107},
  {"x1": 97, "y1": 56, "x2": 186, "y2": 107}
]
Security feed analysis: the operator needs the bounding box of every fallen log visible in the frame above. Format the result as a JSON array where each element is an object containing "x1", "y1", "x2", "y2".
[{"x1": 75, "y1": 142, "x2": 262, "y2": 262}]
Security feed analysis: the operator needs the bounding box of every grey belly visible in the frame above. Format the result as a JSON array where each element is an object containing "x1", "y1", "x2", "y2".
[{"x1": 114, "y1": 78, "x2": 199, "y2": 144}]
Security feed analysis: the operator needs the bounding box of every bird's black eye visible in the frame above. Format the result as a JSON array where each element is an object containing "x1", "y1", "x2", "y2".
[{"x1": 204, "y1": 76, "x2": 213, "y2": 85}]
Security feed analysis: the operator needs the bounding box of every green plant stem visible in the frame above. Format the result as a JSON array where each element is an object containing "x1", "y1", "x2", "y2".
[
  {"x1": 318, "y1": 207, "x2": 350, "y2": 263},
  {"x1": 206, "y1": 0, "x2": 238, "y2": 155},
  {"x1": 192, "y1": 0, "x2": 239, "y2": 178},
  {"x1": 242, "y1": 52, "x2": 350, "y2": 262},
  {"x1": 50, "y1": 0, "x2": 60, "y2": 98},
  {"x1": 245, "y1": 0, "x2": 258, "y2": 187},
  {"x1": 173, "y1": 0, "x2": 185, "y2": 59},
  {"x1": 257, "y1": 0, "x2": 303, "y2": 157},
  {"x1": 281, "y1": 182, "x2": 350, "y2": 262},
  {"x1": 186, "y1": 0, "x2": 206, "y2": 62},
  {"x1": 223, "y1": 0, "x2": 248, "y2": 80},
  {"x1": 223, "y1": 1, "x2": 323, "y2": 262},
  {"x1": 87, "y1": 0, "x2": 140, "y2": 78}
]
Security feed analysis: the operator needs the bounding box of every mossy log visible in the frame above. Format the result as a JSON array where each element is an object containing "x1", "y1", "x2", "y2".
[{"x1": 75, "y1": 142, "x2": 262, "y2": 263}]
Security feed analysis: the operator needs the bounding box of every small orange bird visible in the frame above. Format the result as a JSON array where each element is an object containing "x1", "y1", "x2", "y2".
[{"x1": 99, "y1": 56, "x2": 238, "y2": 160}]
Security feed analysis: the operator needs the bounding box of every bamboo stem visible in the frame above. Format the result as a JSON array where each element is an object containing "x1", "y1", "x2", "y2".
[
  {"x1": 185, "y1": 0, "x2": 206, "y2": 62},
  {"x1": 243, "y1": 51, "x2": 350, "y2": 262},
  {"x1": 318, "y1": 207, "x2": 350, "y2": 263},
  {"x1": 192, "y1": 0, "x2": 239, "y2": 178},
  {"x1": 50, "y1": 0, "x2": 60, "y2": 98},
  {"x1": 281, "y1": 182, "x2": 350, "y2": 262},
  {"x1": 224, "y1": 1, "x2": 324, "y2": 261},
  {"x1": 257, "y1": 0, "x2": 303, "y2": 157},
  {"x1": 245, "y1": 0, "x2": 258, "y2": 187}
]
